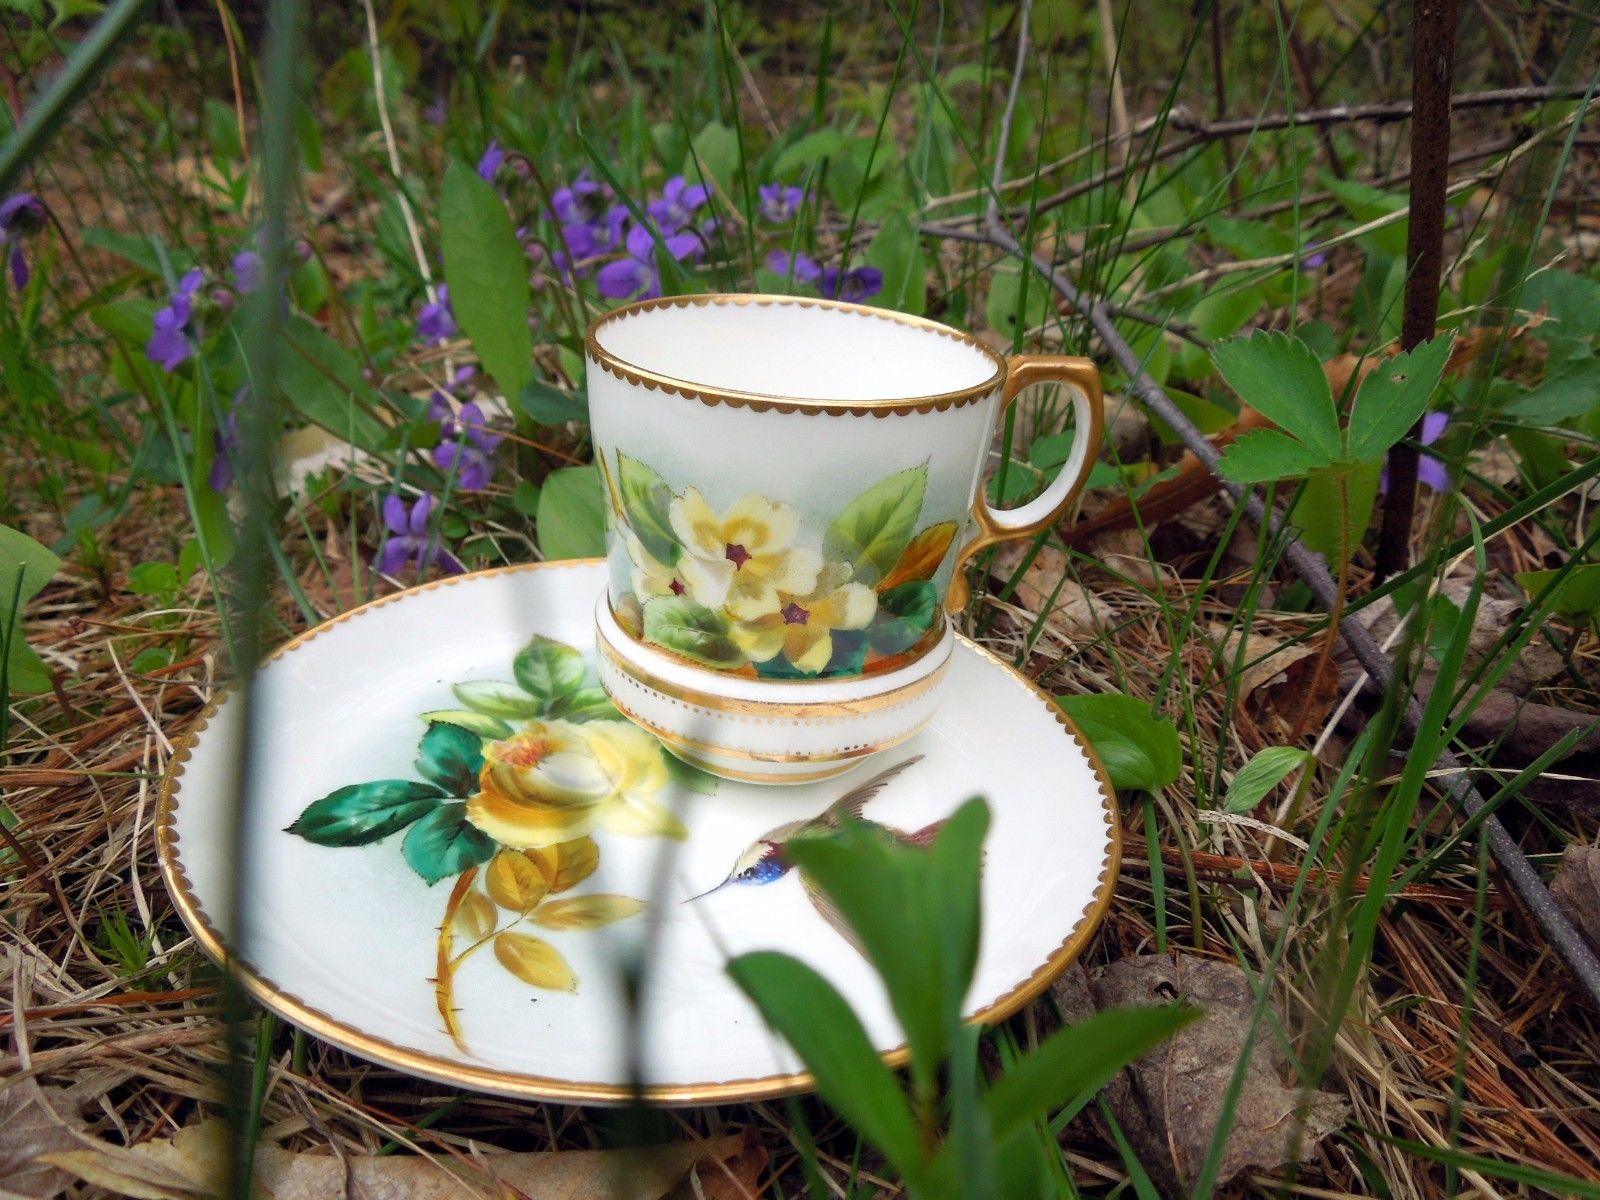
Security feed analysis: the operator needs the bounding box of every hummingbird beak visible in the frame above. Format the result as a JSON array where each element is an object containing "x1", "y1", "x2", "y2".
[{"x1": 681, "y1": 878, "x2": 731, "y2": 904}]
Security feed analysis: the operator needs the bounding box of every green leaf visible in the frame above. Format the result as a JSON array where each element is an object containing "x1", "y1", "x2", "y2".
[
  {"x1": 728, "y1": 951, "x2": 924, "y2": 1180},
  {"x1": 549, "y1": 686, "x2": 623, "y2": 722},
  {"x1": 536, "y1": 466, "x2": 607, "y2": 560},
  {"x1": 416, "y1": 722, "x2": 485, "y2": 796},
  {"x1": 1289, "y1": 458, "x2": 1382, "y2": 564},
  {"x1": 286, "y1": 780, "x2": 445, "y2": 846},
  {"x1": 823, "y1": 465, "x2": 927, "y2": 585},
  {"x1": 642, "y1": 596, "x2": 745, "y2": 668},
  {"x1": 1504, "y1": 360, "x2": 1600, "y2": 423},
  {"x1": 1344, "y1": 337, "x2": 1454, "y2": 461},
  {"x1": 0, "y1": 524, "x2": 62, "y2": 694},
  {"x1": 1516, "y1": 564, "x2": 1600, "y2": 617},
  {"x1": 865, "y1": 211, "x2": 926, "y2": 316},
  {"x1": 689, "y1": 120, "x2": 740, "y2": 197},
  {"x1": 511, "y1": 636, "x2": 586, "y2": 703},
  {"x1": 1224, "y1": 746, "x2": 1313, "y2": 813},
  {"x1": 452, "y1": 679, "x2": 546, "y2": 719},
  {"x1": 401, "y1": 802, "x2": 496, "y2": 885},
  {"x1": 772, "y1": 127, "x2": 849, "y2": 178},
  {"x1": 662, "y1": 749, "x2": 720, "y2": 794},
  {"x1": 441, "y1": 158, "x2": 533, "y2": 397},
  {"x1": 279, "y1": 316, "x2": 390, "y2": 452},
  {"x1": 418, "y1": 709, "x2": 515, "y2": 740},
  {"x1": 1211, "y1": 331, "x2": 1341, "y2": 461},
  {"x1": 984, "y1": 1005, "x2": 1199, "y2": 1144},
  {"x1": 986, "y1": 267, "x2": 1053, "y2": 345},
  {"x1": 1215, "y1": 429, "x2": 1332, "y2": 484},
  {"x1": 518, "y1": 377, "x2": 589, "y2": 425},
  {"x1": 82, "y1": 227, "x2": 163, "y2": 274},
  {"x1": 868, "y1": 580, "x2": 938, "y2": 655},
  {"x1": 1055, "y1": 694, "x2": 1181, "y2": 792},
  {"x1": 616, "y1": 453, "x2": 681, "y2": 566}
]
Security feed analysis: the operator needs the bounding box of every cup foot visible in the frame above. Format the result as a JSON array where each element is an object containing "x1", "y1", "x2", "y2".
[{"x1": 664, "y1": 745, "x2": 870, "y2": 785}]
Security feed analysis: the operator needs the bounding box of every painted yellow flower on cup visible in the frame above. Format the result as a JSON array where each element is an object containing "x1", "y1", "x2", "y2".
[
  {"x1": 467, "y1": 718, "x2": 687, "y2": 849},
  {"x1": 669, "y1": 488, "x2": 822, "y2": 619},
  {"x1": 732, "y1": 563, "x2": 877, "y2": 673}
]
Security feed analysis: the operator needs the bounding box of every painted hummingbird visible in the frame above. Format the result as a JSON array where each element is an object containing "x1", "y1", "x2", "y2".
[{"x1": 684, "y1": 754, "x2": 944, "y2": 945}]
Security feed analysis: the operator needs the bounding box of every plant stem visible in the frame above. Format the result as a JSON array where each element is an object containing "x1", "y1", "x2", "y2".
[
  {"x1": 435, "y1": 867, "x2": 478, "y2": 1053},
  {"x1": 1291, "y1": 476, "x2": 1351, "y2": 741}
]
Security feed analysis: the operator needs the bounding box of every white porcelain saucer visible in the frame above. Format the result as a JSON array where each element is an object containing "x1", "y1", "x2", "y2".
[{"x1": 157, "y1": 560, "x2": 1118, "y2": 1105}]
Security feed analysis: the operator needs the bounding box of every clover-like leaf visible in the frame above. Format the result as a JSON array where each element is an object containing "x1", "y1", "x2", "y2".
[
  {"x1": 1344, "y1": 336, "x2": 1454, "y2": 462},
  {"x1": 415, "y1": 721, "x2": 484, "y2": 796},
  {"x1": 1212, "y1": 331, "x2": 1341, "y2": 461},
  {"x1": 451, "y1": 680, "x2": 545, "y2": 720},
  {"x1": 532, "y1": 895, "x2": 647, "y2": 930},
  {"x1": 401, "y1": 803, "x2": 496, "y2": 885},
  {"x1": 616, "y1": 453, "x2": 681, "y2": 566},
  {"x1": 512, "y1": 636, "x2": 586, "y2": 703},
  {"x1": 485, "y1": 850, "x2": 554, "y2": 912},
  {"x1": 1216, "y1": 429, "x2": 1333, "y2": 485},
  {"x1": 494, "y1": 931, "x2": 578, "y2": 992},
  {"x1": 643, "y1": 596, "x2": 745, "y2": 668},
  {"x1": 824, "y1": 465, "x2": 927, "y2": 585},
  {"x1": 286, "y1": 780, "x2": 444, "y2": 846}
]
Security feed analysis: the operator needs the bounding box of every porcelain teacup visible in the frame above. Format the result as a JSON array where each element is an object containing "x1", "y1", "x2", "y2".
[{"x1": 587, "y1": 293, "x2": 1101, "y2": 782}]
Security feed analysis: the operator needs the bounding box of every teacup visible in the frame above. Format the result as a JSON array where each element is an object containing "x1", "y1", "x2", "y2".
[{"x1": 587, "y1": 294, "x2": 1101, "y2": 782}]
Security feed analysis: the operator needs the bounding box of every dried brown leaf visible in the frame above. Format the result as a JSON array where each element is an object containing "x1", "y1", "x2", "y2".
[
  {"x1": 1052, "y1": 954, "x2": 1347, "y2": 1192},
  {"x1": 0, "y1": 1083, "x2": 87, "y2": 1200}
]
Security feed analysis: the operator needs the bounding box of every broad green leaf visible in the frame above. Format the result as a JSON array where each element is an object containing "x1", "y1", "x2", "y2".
[
  {"x1": 1147, "y1": 388, "x2": 1238, "y2": 442},
  {"x1": 418, "y1": 709, "x2": 515, "y2": 740},
  {"x1": 824, "y1": 465, "x2": 927, "y2": 585},
  {"x1": 689, "y1": 120, "x2": 740, "y2": 197},
  {"x1": 82, "y1": 228, "x2": 163, "y2": 274},
  {"x1": 920, "y1": 799, "x2": 989, "y2": 1025},
  {"x1": 986, "y1": 267, "x2": 1053, "y2": 346},
  {"x1": 1523, "y1": 270, "x2": 1600, "y2": 340},
  {"x1": 1289, "y1": 458, "x2": 1382, "y2": 563},
  {"x1": 512, "y1": 636, "x2": 586, "y2": 703},
  {"x1": 402, "y1": 802, "x2": 496, "y2": 885},
  {"x1": 286, "y1": 780, "x2": 445, "y2": 846},
  {"x1": 663, "y1": 749, "x2": 720, "y2": 794},
  {"x1": 1211, "y1": 332, "x2": 1341, "y2": 461},
  {"x1": 442, "y1": 160, "x2": 533, "y2": 397},
  {"x1": 279, "y1": 316, "x2": 390, "y2": 452},
  {"x1": 984, "y1": 1005, "x2": 1199, "y2": 1143},
  {"x1": 549, "y1": 686, "x2": 623, "y2": 722},
  {"x1": 1224, "y1": 746, "x2": 1313, "y2": 813},
  {"x1": 1345, "y1": 337, "x2": 1453, "y2": 461},
  {"x1": 867, "y1": 580, "x2": 938, "y2": 655},
  {"x1": 865, "y1": 211, "x2": 926, "y2": 316},
  {"x1": 616, "y1": 453, "x2": 681, "y2": 566},
  {"x1": 728, "y1": 951, "x2": 924, "y2": 1180},
  {"x1": 415, "y1": 721, "x2": 485, "y2": 795},
  {"x1": 1516, "y1": 564, "x2": 1600, "y2": 617},
  {"x1": 518, "y1": 377, "x2": 589, "y2": 425},
  {"x1": 772, "y1": 127, "x2": 849, "y2": 178},
  {"x1": 642, "y1": 596, "x2": 744, "y2": 668},
  {"x1": 494, "y1": 931, "x2": 578, "y2": 991},
  {"x1": 452, "y1": 679, "x2": 545, "y2": 719},
  {"x1": 1055, "y1": 694, "x2": 1181, "y2": 792},
  {"x1": 0, "y1": 524, "x2": 62, "y2": 694},
  {"x1": 1216, "y1": 429, "x2": 1332, "y2": 484},
  {"x1": 536, "y1": 466, "x2": 607, "y2": 560},
  {"x1": 1504, "y1": 361, "x2": 1600, "y2": 423}
]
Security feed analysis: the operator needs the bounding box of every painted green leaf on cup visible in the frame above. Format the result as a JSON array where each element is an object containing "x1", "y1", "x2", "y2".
[
  {"x1": 451, "y1": 679, "x2": 545, "y2": 720},
  {"x1": 549, "y1": 686, "x2": 623, "y2": 723},
  {"x1": 513, "y1": 635, "x2": 586, "y2": 703},
  {"x1": 401, "y1": 802, "x2": 496, "y2": 885},
  {"x1": 493, "y1": 931, "x2": 578, "y2": 992},
  {"x1": 643, "y1": 597, "x2": 745, "y2": 668},
  {"x1": 1055, "y1": 693, "x2": 1182, "y2": 792},
  {"x1": 415, "y1": 721, "x2": 485, "y2": 796},
  {"x1": 616, "y1": 453, "x2": 681, "y2": 566},
  {"x1": 286, "y1": 780, "x2": 445, "y2": 846},
  {"x1": 824, "y1": 465, "x2": 927, "y2": 585},
  {"x1": 868, "y1": 580, "x2": 939, "y2": 655},
  {"x1": 417, "y1": 709, "x2": 514, "y2": 740}
]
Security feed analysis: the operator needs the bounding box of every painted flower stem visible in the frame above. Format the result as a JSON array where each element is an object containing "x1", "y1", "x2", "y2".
[{"x1": 435, "y1": 867, "x2": 478, "y2": 1053}]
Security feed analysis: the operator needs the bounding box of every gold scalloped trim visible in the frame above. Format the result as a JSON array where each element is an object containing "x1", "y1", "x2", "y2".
[
  {"x1": 586, "y1": 294, "x2": 1007, "y2": 417},
  {"x1": 155, "y1": 560, "x2": 1120, "y2": 1105}
]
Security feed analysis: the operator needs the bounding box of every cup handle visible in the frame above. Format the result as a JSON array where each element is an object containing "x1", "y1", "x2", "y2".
[{"x1": 946, "y1": 355, "x2": 1104, "y2": 614}]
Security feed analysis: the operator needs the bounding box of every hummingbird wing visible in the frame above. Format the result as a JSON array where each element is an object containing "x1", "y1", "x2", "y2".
[
  {"x1": 815, "y1": 753, "x2": 925, "y2": 830},
  {"x1": 801, "y1": 871, "x2": 867, "y2": 958}
]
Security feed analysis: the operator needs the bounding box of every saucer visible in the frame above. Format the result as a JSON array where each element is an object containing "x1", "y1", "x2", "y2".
[{"x1": 157, "y1": 560, "x2": 1119, "y2": 1104}]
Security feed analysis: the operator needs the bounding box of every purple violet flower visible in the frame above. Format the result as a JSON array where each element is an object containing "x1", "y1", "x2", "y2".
[
  {"x1": 477, "y1": 139, "x2": 506, "y2": 183},
  {"x1": 232, "y1": 249, "x2": 262, "y2": 293},
  {"x1": 758, "y1": 183, "x2": 805, "y2": 224},
  {"x1": 559, "y1": 204, "x2": 628, "y2": 272},
  {"x1": 596, "y1": 223, "x2": 700, "y2": 302},
  {"x1": 1302, "y1": 242, "x2": 1327, "y2": 270},
  {"x1": 820, "y1": 264, "x2": 883, "y2": 303},
  {"x1": 551, "y1": 172, "x2": 613, "y2": 226},
  {"x1": 417, "y1": 285, "x2": 457, "y2": 344},
  {"x1": 209, "y1": 387, "x2": 246, "y2": 492},
  {"x1": 0, "y1": 193, "x2": 46, "y2": 288},
  {"x1": 767, "y1": 249, "x2": 822, "y2": 284},
  {"x1": 425, "y1": 95, "x2": 448, "y2": 127},
  {"x1": 432, "y1": 400, "x2": 504, "y2": 491},
  {"x1": 376, "y1": 493, "x2": 464, "y2": 577},
  {"x1": 647, "y1": 175, "x2": 710, "y2": 235},
  {"x1": 147, "y1": 268, "x2": 206, "y2": 371},
  {"x1": 1380, "y1": 411, "x2": 1451, "y2": 494}
]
